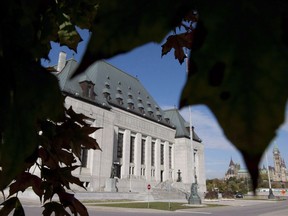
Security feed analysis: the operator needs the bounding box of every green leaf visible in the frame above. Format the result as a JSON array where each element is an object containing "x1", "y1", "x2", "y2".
[
  {"x1": 58, "y1": 19, "x2": 82, "y2": 52},
  {"x1": 180, "y1": 1, "x2": 288, "y2": 190},
  {"x1": 0, "y1": 64, "x2": 64, "y2": 190}
]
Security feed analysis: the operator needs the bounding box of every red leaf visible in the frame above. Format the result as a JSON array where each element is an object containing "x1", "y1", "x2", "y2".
[
  {"x1": 161, "y1": 32, "x2": 193, "y2": 63},
  {"x1": 58, "y1": 191, "x2": 88, "y2": 216},
  {"x1": 42, "y1": 202, "x2": 70, "y2": 216},
  {"x1": 9, "y1": 172, "x2": 43, "y2": 199},
  {"x1": 0, "y1": 197, "x2": 24, "y2": 216}
]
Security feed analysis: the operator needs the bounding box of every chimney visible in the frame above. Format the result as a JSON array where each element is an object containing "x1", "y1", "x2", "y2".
[{"x1": 57, "y1": 51, "x2": 67, "y2": 72}]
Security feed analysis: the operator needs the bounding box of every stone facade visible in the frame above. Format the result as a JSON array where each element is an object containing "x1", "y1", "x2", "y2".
[
  {"x1": 55, "y1": 52, "x2": 206, "y2": 194},
  {"x1": 224, "y1": 158, "x2": 249, "y2": 180},
  {"x1": 269, "y1": 145, "x2": 288, "y2": 182}
]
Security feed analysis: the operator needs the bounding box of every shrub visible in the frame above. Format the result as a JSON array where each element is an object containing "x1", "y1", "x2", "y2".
[
  {"x1": 222, "y1": 191, "x2": 234, "y2": 199},
  {"x1": 204, "y1": 191, "x2": 219, "y2": 200}
]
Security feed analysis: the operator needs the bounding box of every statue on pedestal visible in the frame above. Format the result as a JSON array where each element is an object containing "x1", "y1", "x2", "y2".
[
  {"x1": 110, "y1": 164, "x2": 116, "y2": 179},
  {"x1": 104, "y1": 163, "x2": 118, "y2": 192},
  {"x1": 188, "y1": 175, "x2": 201, "y2": 205},
  {"x1": 176, "y1": 169, "x2": 182, "y2": 182}
]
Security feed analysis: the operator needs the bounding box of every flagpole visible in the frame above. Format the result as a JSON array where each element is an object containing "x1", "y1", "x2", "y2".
[
  {"x1": 265, "y1": 150, "x2": 275, "y2": 199},
  {"x1": 185, "y1": 50, "x2": 195, "y2": 184},
  {"x1": 186, "y1": 50, "x2": 201, "y2": 205}
]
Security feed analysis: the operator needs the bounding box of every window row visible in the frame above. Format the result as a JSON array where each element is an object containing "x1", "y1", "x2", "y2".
[{"x1": 116, "y1": 132, "x2": 172, "y2": 169}]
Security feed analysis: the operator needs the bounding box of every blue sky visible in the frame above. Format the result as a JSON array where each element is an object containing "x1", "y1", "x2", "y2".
[{"x1": 42, "y1": 29, "x2": 288, "y2": 179}]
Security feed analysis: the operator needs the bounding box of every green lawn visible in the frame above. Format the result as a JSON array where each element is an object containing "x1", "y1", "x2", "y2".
[{"x1": 91, "y1": 201, "x2": 220, "y2": 211}]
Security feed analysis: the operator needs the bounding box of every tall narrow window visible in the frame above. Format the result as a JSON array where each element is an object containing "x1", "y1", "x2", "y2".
[
  {"x1": 130, "y1": 136, "x2": 135, "y2": 163},
  {"x1": 141, "y1": 139, "x2": 145, "y2": 165},
  {"x1": 151, "y1": 141, "x2": 155, "y2": 166},
  {"x1": 81, "y1": 148, "x2": 88, "y2": 167},
  {"x1": 160, "y1": 144, "x2": 164, "y2": 165},
  {"x1": 169, "y1": 146, "x2": 172, "y2": 169},
  {"x1": 117, "y1": 132, "x2": 123, "y2": 158}
]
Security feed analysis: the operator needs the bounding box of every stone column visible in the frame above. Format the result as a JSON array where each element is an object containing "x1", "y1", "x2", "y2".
[
  {"x1": 171, "y1": 143, "x2": 175, "y2": 181},
  {"x1": 145, "y1": 136, "x2": 152, "y2": 181},
  {"x1": 164, "y1": 141, "x2": 170, "y2": 181},
  {"x1": 155, "y1": 139, "x2": 161, "y2": 182},
  {"x1": 121, "y1": 129, "x2": 131, "y2": 178},
  {"x1": 134, "y1": 133, "x2": 142, "y2": 177}
]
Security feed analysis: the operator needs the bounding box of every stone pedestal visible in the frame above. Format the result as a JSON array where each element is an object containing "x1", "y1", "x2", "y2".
[
  {"x1": 104, "y1": 178, "x2": 117, "y2": 192},
  {"x1": 268, "y1": 188, "x2": 275, "y2": 199},
  {"x1": 188, "y1": 183, "x2": 201, "y2": 205}
]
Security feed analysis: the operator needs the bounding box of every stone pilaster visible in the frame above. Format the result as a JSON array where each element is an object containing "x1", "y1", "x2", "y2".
[
  {"x1": 134, "y1": 133, "x2": 142, "y2": 177},
  {"x1": 121, "y1": 129, "x2": 131, "y2": 178},
  {"x1": 164, "y1": 141, "x2": 170, "y2": 181},
  {"x1": 155, "y1": 139, "x2": 161, "y2": 182},
  {"x1": 145, "y1": 136, "x2": 152, "y2": 181}
]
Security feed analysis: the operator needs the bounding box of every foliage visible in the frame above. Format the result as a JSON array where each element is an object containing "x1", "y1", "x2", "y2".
[
  {"x1": 222, "y1": 191, "x2": 234, "y2": 199},
  {"x1": 204, "y1": 191, "x2": 218, "y2": 200},
  {"x1": 0, "y1": 107, "x2": 101, "y2": 215},
  {"x1": 1, "y1": 0, "x2": 288, "y2": 214},
  {"x1": 0, "y1": 0, "x2": 99, "y2": 191},
  {"x1": 0, "y1": 0, "x2": 196, "y2": 215},
  {"x1": 161, "y1": 1, "x2": 288, "y2": 190},
  {"x1": 206, "y1": 177, "x2": 251, "y2": 195}
]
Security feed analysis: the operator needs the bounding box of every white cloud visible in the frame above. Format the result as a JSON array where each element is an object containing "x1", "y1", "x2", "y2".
[{"x1": 179, "y1": 105, "x2": 234, "y2": 150}]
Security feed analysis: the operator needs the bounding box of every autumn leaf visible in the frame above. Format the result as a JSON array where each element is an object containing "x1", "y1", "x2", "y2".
[
  {"x1": 0, "y1": 197, "x2": 24, "y2": 216},
  {"x1": 9, "y1": 172, "x2": 43, "y2": 199},
  {"x1": 58, "y1": 191, "x2": 88, "y2": 216},
  {"x1": 161, "y1": 32, "x2": 193, "y2": 64},
  {"x1": 43, "y1": 202, "x2": 70, "y2": 216}
]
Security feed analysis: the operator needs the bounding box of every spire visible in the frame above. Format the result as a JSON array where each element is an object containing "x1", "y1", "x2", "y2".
[
  {"x1": 282, "y1": 158, "x2": 286, "y2": 168},
  {"x1": 229, "y1": 157, "x2": 235, "y2": 167},
  {"x1": 273, "y1": 142, "x2": 279, "y2": 154}
]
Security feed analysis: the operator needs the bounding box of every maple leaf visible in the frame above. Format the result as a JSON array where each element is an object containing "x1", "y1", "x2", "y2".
[
  {"x1": 9, "y1": 172, "x2": 43, "y2": 199},
  {"x1": 161, "y1": 32, "x2": 193, "y2": 64}
]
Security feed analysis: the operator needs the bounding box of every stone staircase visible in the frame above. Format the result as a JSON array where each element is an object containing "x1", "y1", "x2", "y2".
[{"x1": 149, "y1": 181, "x2": 188, "y2": 200}]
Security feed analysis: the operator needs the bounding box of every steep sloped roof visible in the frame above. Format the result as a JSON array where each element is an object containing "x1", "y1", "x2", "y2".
[
  {"x1": 229, "y1": 158, "x2": 235, "y2": 167},
  {"x1": 164, "y1": 109, "x2": 202, "y2": 142},
  {"x1": 56, "y1": 59, "x2": 172, "y2": 127}
]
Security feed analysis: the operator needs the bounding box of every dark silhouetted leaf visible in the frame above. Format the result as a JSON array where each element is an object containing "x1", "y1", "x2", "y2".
[
  {"x1": 43, "y1": 202, "x2": 70, "y2": 216},
  {"x1": 0, "y1": 197, "x2": 23, "y2": 216},
  {"x1": 180, "y1": 1, "x2": 288, "y2": 190},
  {"x1": 72, "y1": 0, "x2": 196, "y2": 77},
  {"x1": 9, "y1": 172, "x2": 43, "y2": 199}
]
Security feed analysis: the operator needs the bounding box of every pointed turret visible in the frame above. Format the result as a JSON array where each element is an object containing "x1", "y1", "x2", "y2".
[
  {"x1": 273, "y1": 143, "x2": 280, "y2": 154},
  {"x1": 229, "y1": 157, "x2": 235, "y2": 167}
]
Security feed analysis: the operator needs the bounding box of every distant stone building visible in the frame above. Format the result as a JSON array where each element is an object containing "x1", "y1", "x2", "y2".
[
  {"x1": 262, "y1": 145, "x2": 288, "y2": 182},
  {"x1": 224, "y1": 158, "x2": 249, "y2": 180},
  {"x1": 225, "y1": 145, "x2": 288, "y2": 182},
  {"x1": 53, "y1": 52, "x2": 206, "y2": 194}
]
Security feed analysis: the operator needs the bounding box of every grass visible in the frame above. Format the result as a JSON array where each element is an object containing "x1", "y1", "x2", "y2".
[
  {"x1": 91, "y1": 201, "x2": 221, "y2": 211},
  {"x1": 83, "y1": 199, "x2": 133, "y2": 203}
]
